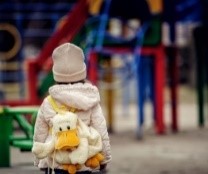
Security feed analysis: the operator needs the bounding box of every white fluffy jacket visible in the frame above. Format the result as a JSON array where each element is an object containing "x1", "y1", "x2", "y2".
[{"x1": 33, "y1": 82, "x2": 111, "y2": 171}]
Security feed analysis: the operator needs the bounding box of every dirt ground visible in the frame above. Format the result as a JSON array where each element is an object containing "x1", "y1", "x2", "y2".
[
  {"x1": 108, "y1": 128, "x2": 208, "y2": 174},
  {"x1": 0, "y1": 86, "x2": 208, "y2": 174},
  {"x1": 1, "y1": 127, "x2": 208, "y2": 174}
]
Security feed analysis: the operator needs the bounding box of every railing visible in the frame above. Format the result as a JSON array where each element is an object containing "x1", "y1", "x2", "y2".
[{"x1": 0, "y1": 106, "x2": 39, "y2": 167}]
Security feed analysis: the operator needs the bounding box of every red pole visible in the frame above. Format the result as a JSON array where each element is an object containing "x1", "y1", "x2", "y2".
[
  {"x1": 88, "y1": 51, "x2": 98, "y2": 85},
  {"x1": 154, "y1": 46, "x2": 165, "y2": 134},
  {"x1": 26, "y1": 59, "x2": 39, "y2": 105}
]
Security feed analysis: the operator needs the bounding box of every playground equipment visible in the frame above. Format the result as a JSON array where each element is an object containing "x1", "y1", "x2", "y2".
[
  {"x1": 85, "y1": 0, "x2": 203, "y2": 137},
  {"x1": 164, "y1": 0, "x2": 206, "y2": 127},
  {"x1": 193, "y1": 25, "x2": 208, "y2": 127},
  {"x1": 0, "y1": 24, "x2": 23, "y2": 100},
  {"x1": 0, "y1": 0, "x2": 89, "y2": 106},
  {"x1": 0, "y1": 2, "x2": 74, "y2": 101},
  {"x1": 192, "y1": 0, "x2": 208, "y2": 127},
  {"x1": 0, "y1": 0, "x2": 90, "y2": 167},
  {"x1": 84, "y1": 0, "x2": 171, "y2": 138},
  {"x1": 0, "y1": 0, "x2": 173, "y2": 138},
  {"x1": 0, "y1": 106, "x2": 38, "y2": 167},
  {"x1": 26, "y1": 0, "x2": 89, "y2": 105}
]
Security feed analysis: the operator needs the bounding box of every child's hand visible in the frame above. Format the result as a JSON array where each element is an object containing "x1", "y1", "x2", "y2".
[
  {"x1": 32, "y1": 142, "x2": 46, "y2": 159},
  {"x1": 32, "y1": 140, "x2": 54, "y2": 159}
]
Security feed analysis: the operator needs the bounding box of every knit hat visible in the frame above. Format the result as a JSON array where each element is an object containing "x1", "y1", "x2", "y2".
[{"x1": 52, "y1": 43, "x2": 87, "y2": 83}]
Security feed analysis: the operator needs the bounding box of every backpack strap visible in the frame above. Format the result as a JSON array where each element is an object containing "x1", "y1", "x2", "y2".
[{"x1": 47, "y1": 95, "x2": 76, "y2": 114}]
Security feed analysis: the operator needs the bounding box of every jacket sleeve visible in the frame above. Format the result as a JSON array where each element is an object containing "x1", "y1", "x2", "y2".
[
  {"x1": 33, "y1": 99, "x2": 50, "y2": 143},
  {"x1": 32, "y1": 98, "x2": 52, "y2": 166},
  {"x1": 90, "y1": 104, "x2": 112, "y2": 164}
]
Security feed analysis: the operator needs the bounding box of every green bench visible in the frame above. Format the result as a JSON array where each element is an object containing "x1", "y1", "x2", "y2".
[{"x1": 0, "y1": 106, "x2": 38, "y2": 167}]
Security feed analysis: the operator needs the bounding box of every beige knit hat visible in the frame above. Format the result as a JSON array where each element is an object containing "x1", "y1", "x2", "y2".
[{"x1": 52, "y1": 43, "x2": 86, "y2": 83}]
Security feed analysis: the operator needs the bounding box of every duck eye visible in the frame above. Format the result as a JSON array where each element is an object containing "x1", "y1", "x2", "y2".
[
  {"x1": 59, "y1": 127, "x2": 62, "y2": 131},
  {"x1": 67, "y1": 126, "x2": 70, "y2": 130}
]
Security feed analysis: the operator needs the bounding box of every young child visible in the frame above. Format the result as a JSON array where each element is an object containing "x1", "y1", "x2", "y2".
[{"x1": 32, "y1": 42, "x2": 111, "y2": 174}]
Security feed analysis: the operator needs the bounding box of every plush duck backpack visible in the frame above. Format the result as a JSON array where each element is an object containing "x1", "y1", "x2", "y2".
[{"x1": 32, "y1": 95, "x2": 104, "y2": 174}]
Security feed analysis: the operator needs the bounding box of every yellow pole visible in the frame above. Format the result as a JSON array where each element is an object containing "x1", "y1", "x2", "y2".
[{"x1": 104, "y1": 58, "x2": 114, "y2": 133}]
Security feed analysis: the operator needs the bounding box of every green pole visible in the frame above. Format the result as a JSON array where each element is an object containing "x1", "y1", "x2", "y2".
[
  {"x1": 0, "y1": 109, "x2": 12, "y2": 167},
  {"x1": 193, "y1": 26, "x2": 205, "y2": 127}
]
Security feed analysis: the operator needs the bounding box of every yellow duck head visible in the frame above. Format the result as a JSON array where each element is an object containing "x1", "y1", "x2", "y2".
[{"x1": 52, "y1": 112, "x2": 80, "y2": 151}]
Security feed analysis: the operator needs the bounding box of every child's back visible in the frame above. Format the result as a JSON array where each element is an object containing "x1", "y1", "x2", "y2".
[{"x1": 32, "y1": 43, "x2": 111, "y2": 174}]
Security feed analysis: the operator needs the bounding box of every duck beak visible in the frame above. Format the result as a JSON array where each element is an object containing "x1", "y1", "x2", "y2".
[{"x1": 55, "y1": 129, "x2": 80, "y2": 150}]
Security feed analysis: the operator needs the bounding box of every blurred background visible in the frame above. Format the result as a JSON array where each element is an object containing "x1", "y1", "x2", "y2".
[{"x1": 0, "y1": 0, "x2": 208, "y2": 173}]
